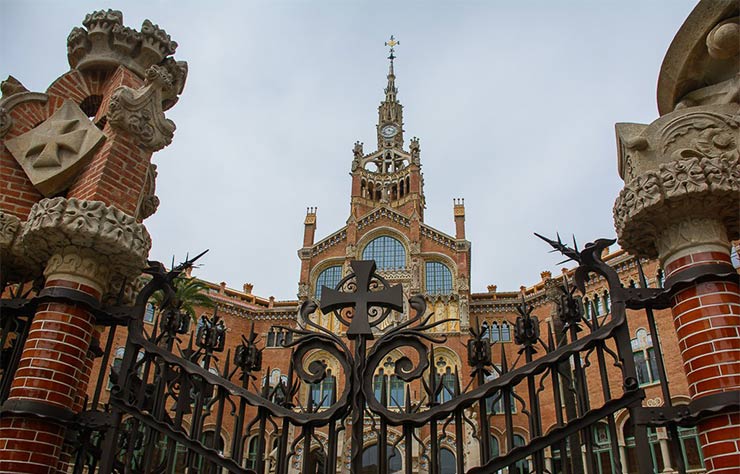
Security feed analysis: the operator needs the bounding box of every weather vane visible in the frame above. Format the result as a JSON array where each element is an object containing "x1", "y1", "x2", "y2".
[{"x1": 385, "y1": 35, "x2": 399, "y2": 61}]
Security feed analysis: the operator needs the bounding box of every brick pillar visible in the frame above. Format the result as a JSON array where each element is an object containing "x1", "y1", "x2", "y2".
[
  {"x1": 614, "y1": 106, "x2": 740, "y2": 474},
  {"x1": 0, "y1": 260, "x2": 103, "y2": 474},
  {"x1": 660, "y1": 220, "x2": 740, "y2": 473}
]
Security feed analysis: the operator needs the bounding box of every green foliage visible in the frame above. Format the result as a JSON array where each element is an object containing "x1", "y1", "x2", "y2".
[{"x1": 150, "y1": 277, "x2": 215, "y2": 321}]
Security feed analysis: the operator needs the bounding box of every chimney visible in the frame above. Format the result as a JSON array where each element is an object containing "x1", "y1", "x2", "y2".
[
  {"x1": 303, "y1": 207, "x2": 317, "y2": 247},
  {"x1": 487, "y1": 284, "x2": 497, "y2": 293},
  {"x1": 268, "y1": 296, "x2": 275, "y2": 308},
  {"x1": 540, "y1": 270, "x2": 552, "y2": 281},
  {"x1": 453, "y1": 198, "x2": 465, "y2": 239},
  {"x1": 219, "y1": 282, "x2": 226, "y2": 294},
  {"x1": 243, "y1": 283, "x2": 253, "y2": 294}
]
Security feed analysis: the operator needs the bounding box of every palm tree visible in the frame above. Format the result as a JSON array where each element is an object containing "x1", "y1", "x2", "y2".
[{"x1": 150, "y1": 276, "x2": 215, "y2": 323}]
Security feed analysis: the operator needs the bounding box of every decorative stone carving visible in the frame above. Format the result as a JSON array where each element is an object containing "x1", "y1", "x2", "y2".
[
  {"x1": 657, "y1": 2, "x2": 738, "y2": 114},
  {"x1": 67, "y1": 10, "x2": 179, "y2": 79},
  {"x1": 108, "y1": 59, "x2": 187, "y2": 151},
  {"x1": 13, "y1": 197, "x2": 151, "y2": 291},
  {"x1": 457, "y1": 275, "x2": 469, "y2": 292},
  {"x1": 5, "y1": 100, "x2": 106, "y2": 197},
  {"x1": 410, "y1": 137, "x2": 420, "y2": 165},
  {"x1": 136, "y1": 163, "x2": 160, "y2": 220},
  {"x1": 297, "y1": 283, "x2": 310, "y2": 299},
  {"x1": 613, "y1": 105, "x2": 740, "y2": 259},
  {"x1": 409, "y1": 241, "x2": 421, "y2": 255},
  {"x1": 1, "y1": 76, "x2": 28, "y2": 97},
  {"x1": 351, "y1": 141, "x2": 363, "y2": 172}
]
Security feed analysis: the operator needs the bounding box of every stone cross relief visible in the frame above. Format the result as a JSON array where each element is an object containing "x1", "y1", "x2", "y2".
[{"x1": 5, "y1": 100, "x2": 105, "y2": 197}]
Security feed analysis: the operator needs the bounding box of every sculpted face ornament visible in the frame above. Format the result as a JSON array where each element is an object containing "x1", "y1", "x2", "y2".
[{"x1": 5, "y1": 100, "x2": 105, "y2": 197}]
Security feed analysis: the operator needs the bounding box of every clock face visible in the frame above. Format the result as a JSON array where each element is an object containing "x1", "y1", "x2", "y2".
[{"x1": 381, "y1": 124, "x2": 398, "y2": 138}]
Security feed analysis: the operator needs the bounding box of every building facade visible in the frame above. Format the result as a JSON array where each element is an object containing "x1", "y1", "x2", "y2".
[{"x1": 87, "y1": 49, "x2": 731, "y2": 473}]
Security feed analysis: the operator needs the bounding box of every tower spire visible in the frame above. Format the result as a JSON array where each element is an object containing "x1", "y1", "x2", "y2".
[
  {"x1": 384, "y1": 35, "x2": 399, "y2": 103},
  {"x1": 378, "y1": 35, "x2": 403, "y2": 149}
]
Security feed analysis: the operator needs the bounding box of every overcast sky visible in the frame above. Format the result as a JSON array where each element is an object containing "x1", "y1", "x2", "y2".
[{"x1": 2, "y1": 1, "x2": 699, "y2": 300}]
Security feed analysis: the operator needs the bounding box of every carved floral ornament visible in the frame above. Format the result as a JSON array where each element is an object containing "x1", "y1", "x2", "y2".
[
  {"x1": 613, "y1": 106, "x2": 740, "y2": 258},
  {"x1": 0, "y1": 197, "x2": 151, "y2": 289}
]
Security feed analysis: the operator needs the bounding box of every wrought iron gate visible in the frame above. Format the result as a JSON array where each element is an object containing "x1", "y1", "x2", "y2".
[{"x1": 0, "y1": 237, "x2": 722, "y2": 473}]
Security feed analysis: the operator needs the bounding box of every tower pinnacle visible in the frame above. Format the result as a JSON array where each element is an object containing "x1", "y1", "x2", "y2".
[
  {"x1": 378, "y1": 35, "x2": 403, "y2": 149},
  {"x1": 384, "y1": 35, "x2": 399, "y2": 102}
]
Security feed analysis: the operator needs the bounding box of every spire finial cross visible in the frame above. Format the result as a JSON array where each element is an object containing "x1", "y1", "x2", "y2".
[{"x1": 385, "y1": 35, "x2": 399, "y2": 61}]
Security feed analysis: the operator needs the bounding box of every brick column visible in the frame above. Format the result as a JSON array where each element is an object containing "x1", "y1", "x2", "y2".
[
  {"x1": 0, "y1": 199, "x2": 150, "y2": 474},
  {"x1": 614, "y1": 104, "x2": 740, "y2": 473},
  {"x1": 0, "y1": 291, "x2": 98, "y2": 473},
  {"x1": 660, "y1": 219, "x2": 740, "y2": 473}
]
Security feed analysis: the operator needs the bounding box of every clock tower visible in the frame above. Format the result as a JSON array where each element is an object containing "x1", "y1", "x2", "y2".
[{"x1": 348, "y1": 36, "x2": 426, "y2": 221}]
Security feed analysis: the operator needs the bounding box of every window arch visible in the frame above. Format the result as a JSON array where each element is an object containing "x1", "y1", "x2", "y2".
[
  {"x1": 656, "y1": 269, "x2": 665, "y2": 288},
  {"x1": 632, "y1": 329, "x2": 658, "y2": 386},
  {"x1": 425, "y1": 261, "x2": 453, "y2": 294},
  {"x1": 361, "y1": 444, "x2": 402, "y2": 473},
  {"x1": 583, "y1": 297, "x2": 591, "y2": 320},
  {"x1": 500, "y1": 322, "x2": 511, "y2": 342},
  {"x1": 602, "y1": 291, "x2": 610, "y2": 314},
  {"x1": 490, "y1": 322, "x2": 500, "y2": 342},
  {"x1": 315, "y1": 265, "x2": 342, "y2": 299},
  {"x1": 440, "y1": 448, "x2": 456, "y2": 474},
  {"x1": 512, "y1": 435, "x2": 527, "y2": 474},
  {"x1": 309, "y1": 369, "x2": 335, "y2": 408},
  {"x1": 362, "y1": 236, "x2": 406, "y2": 270},
  {"x1": 373, "y1": 357, "x2": 406, "y2": 408}
]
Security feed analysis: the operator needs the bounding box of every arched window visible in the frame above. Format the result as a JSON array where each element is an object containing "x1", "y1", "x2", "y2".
[
  {"x1": 490, "y1": 435, "x2": 500, "y2": 458},
  {"x1": 246, "y1": 436, "x2": 259, "y2": 469},
  {"x1": 440, "y1": 448, "x2": 456, "y2": 474},
  {"x1": 481, "y1": 321, "x2": 490, "y2": 341},
  {"x1": 373, "y1": 366, "x2": 406, "y2": 408},
  {"x1": 108, "y1": 347, "x2": 126, "y2": 390},
  {"x1": 656, "y1": 269, "x2": 665, "y2": 288},
  {"x1": 307, "y1": 448, "x2": 327, "y2": 474},
  {"x1": 362, "y1": 236, "x2": 406, "y2": 270},
  {"x1": 591, "y1": 423, "x2": 616, "y2": 473},
  {"x1": 602, "y1": 291, "x2": 610, "y2": 314},
  {"x1": 361, "y1": 444, "x2": 402, "y2": 473},
  {"x1": 485, "y1": 365, "x2": 516, "y2": 415},
  {"x1": 425, "y1": 261, "x2": 453, "y2": 294},
  {"x1": 309, "y1": 369, "x2": 335, "y2": 408},
  {"x1": 196, "y1": 430, "x2": 225, "y2": 472},
  {"x1": 144, "y1": 303, "x2": 155, "y2": 323},
  {"x1": 624, "y1": 422, "x2": 664, "y2": 473},
  {"x1": 512, "y1": 435, "x2": 527, "y2": 474},
  {"x1": 500, "y1": 322, "x2": 511, "y2": 342},
  {"x1": 632, "y1": 329, "x2": 658, "y2": 385},
  {"x1": 315, "y1": 265, "x2": 342, "y2": 300},
  {"x1": 436, "y1": 366, "x2": 456, "y2": 403},
  {"x1": 594, "y1": 296, "x2": 602, "y2": 316},
  {"x1": 678, "y1": 426, "x2": 704, "y2": 470},
  {"x1": 266, "y1": 327, "x2": 292, "y2": 348},
  {"x1": 583, "y1": 298, "x2": 591, "y2": 320},
  {"x1": 490, "y1": 322, "x2": 500, "y2": 343}
]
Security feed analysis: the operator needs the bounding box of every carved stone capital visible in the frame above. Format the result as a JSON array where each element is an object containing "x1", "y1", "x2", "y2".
[
  {"x1": 613, "y1": 105, "x2": 740, "y2": 260},
  {"x1": 67, "y1": 10, "x2": 180, "y2": 80},
  {"x1": 108, "y1": 60, "x2": 187, "y2": 151},
  {"x1": 655, "y1": 217, "x2": 730, "y2": 267},
  {"x1": 6, "y1": 197, "x2": 151, "y2": 292}
]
